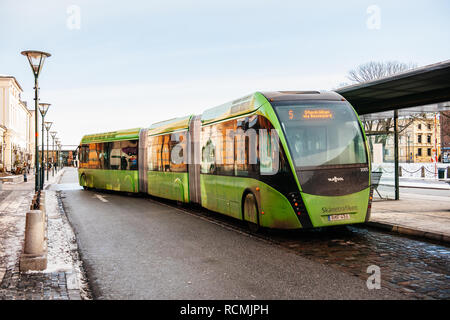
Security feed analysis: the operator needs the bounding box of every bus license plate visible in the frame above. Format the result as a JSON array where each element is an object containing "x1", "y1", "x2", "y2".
[{"x1": 328, "y1": 214, "x2": 351, "y2": 221}]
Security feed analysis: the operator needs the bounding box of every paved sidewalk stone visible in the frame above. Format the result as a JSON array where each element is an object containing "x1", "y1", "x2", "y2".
[
  {"x1": 0, "y1": 170, "x2": 86, "y2": 300},
  {"x1": 370, "y1": 192, "x2": 450, "y2": 243}
]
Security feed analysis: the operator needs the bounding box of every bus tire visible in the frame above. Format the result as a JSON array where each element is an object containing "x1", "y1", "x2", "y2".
[
  {"x1": 80, "y1": 174, "x2": 87, "y2": 189},
  {"x1": 243, "y1": 192, "x2": 260, "y2": 233}
]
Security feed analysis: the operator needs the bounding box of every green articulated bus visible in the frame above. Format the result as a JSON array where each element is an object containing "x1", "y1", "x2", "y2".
[{"x1": 79, "y1": 91, "x2": 373, "y2": 230}]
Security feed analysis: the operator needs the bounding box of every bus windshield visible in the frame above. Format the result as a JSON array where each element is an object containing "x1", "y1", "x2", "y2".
[{"x1": 274, "y1": 101, "x2": 367, "y2": 168}]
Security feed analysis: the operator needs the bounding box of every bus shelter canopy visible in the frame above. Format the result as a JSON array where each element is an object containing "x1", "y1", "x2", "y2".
[
  {"x1": 359, "y1": 102, "x2": 450, "y2": 121},
  {"x1": 335, "y1": 60, "x2": 450, "y2": 115}
]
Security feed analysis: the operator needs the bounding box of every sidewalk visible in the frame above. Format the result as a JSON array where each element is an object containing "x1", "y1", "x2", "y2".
[
  {"x1": 369, "y1": 192, "x2": 450, "y2": 243},
  {"x1": 0, "y1": 169, "x2": 89, "y2": 300},
  {"x1": 379, "y1": 177, "x2": 450, "y2": 190}
]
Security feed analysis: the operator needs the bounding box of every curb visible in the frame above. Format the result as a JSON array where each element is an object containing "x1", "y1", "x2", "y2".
[{"x1": 366, "y1": 221, "x2": 450, "y2": 244}]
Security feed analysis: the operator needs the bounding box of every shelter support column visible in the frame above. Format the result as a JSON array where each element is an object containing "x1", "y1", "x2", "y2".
[{"x1": 394, "y1": 109, "x2": 399, "y2": 200}]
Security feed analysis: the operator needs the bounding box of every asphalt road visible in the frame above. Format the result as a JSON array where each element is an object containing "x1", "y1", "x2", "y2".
[{"x1": 57, "y1": 168, "x2": 404, "y2": 299}]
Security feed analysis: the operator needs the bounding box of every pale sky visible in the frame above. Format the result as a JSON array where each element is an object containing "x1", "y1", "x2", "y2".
[{"x1": 1, "y1": 0, "x2": 449, "y2": 146}]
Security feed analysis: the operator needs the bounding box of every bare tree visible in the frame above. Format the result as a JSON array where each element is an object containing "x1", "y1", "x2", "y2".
[
  {"x1": 346, "y1": 61, "x2": 425, "y2": 161},
  {"x1": 347, "y1": 61, "x2": 417, "y2": 84}
]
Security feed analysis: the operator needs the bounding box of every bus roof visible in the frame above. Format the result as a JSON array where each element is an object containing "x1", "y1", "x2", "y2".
[
  {"x1": 79, "y1": 91, "x2": 346, "y2": 144},
  {"x1": 148, "y1": 115, "x2": 192, "y2": 136},
  {"x1": 200, "y1": 91, "x2": 344, "y2": 125},
  {"x1": 80, "y1": 128, "x2": 141, "y2": 144},
  {"x1": 201, "y1": 93, "x2": 262, "y2": 125},
  {"x1": 260, "y1": 91, "x2": 344, "y2": 103}
]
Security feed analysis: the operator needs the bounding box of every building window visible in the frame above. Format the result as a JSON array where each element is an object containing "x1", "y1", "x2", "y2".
[
  {"x1": 427, "y1": 135, "x2": 432, "y2": 143},
  {"x1": 427, "y1": 124, "x2": 432, "y2": 130},
  {"x1": 418, "y1": 124, "x2": 422, "y2": 130},
  {"x1": 417, "y1": 148, "x2": 422, "y2": 156},
  {"x1": 427, "y1": 148, "x2": 431, "y2": 156},
  {"x1": 418, "y1": 135, "x2": 422, "y2": 143}
]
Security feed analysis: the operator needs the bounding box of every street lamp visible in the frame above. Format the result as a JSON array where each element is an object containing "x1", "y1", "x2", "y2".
[
  {"x1": 50, "y1": 131, "x2": 57, "y2": 176},
  {"x1": 38, "y1": 103, "x2": 51, "y2": 187},
  {"x1": 55, "y1": 139, "x2": 60, "y2": 172},
  {"x1": 58, "y1": 142, "x2": 62, "y2": 170},
  {"x1": 21, "y1": 50, "x2": 51, "y2": 191},
  {"x1": 44, "y1": 121, "x2": 53, "y2": 181}
]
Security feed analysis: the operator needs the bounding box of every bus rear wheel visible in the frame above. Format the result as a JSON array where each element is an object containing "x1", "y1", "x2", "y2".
[
  {"x1": 80, "y1": 174, "x2": 88, "y2": 190},
  {"x1": 243, "y1": 193, "x2": 259, "y2": 233}
]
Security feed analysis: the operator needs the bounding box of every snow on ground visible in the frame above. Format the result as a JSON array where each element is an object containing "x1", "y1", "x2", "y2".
[
  {"x1": 45, "y1": 190, "x2": 74, "y2": 273},
  {"x1": 0, "y1": 190, "x2": 30, "y2": 285},
  {"x1": 24, "y1": 189, "x2": 91, "y2": 299}
]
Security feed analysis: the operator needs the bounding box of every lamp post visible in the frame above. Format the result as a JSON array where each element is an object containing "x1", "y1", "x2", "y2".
[
  {"x1": 38, "y1": 103, "x2": 50, "y2": 187},
  {"x1": 58, "y1": 142, "x2": 62, "y2": 170},
  {"x1": 50, "y1": 131, "x2": 57, "y2": 176},
  {"x1": 44, "y1": 122, "x2": 53, "y2": 181},
  {"x1": 54, "y1": 138, "x2": 58, "y2": 173},
  {"x1": 21, "y1": 50, "x2": 51, "y2": 191},
  {"x1": 59, "y1": 142, "x2": 62, "y2": 169},
  {"x1": 55, "y1": 139, "x2": 60, "y2": 172}
]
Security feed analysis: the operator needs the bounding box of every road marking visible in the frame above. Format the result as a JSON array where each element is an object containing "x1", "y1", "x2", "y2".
[{"x1": 94, "y1": 194, "x2": 108, "y2": 203}]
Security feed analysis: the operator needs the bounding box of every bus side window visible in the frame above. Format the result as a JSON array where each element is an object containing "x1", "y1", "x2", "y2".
[
  {"x1": 97, "y1": 143, "x2": 104, "y2": 169},
  {"x1": 103, "y1": 142, "x2": 112, "y2": 170},
  {"x1": 118, "y1": 140, "x2": 138, "y2": 171},
  {"x1": 88, "y1": 143, "x2": 99, "y2": 169},
  {"x1": 147, "y1": 136, "x2": 155, "y2": 171},
  {"x1": 258, "y1": 116, "x2": 278, "y2": 175},
  {"x1": 110, "y1": 141, "x2": 121, "y2": 170},
  {"x1": 201, "y1": 126, "x2": 216, "y2": 174},
  {"x1": 170, "y1": 131, "x2": 187, "y2": 173},
  {"x1": 162, "y1": 135, "x2": 171, "y2": 172}
]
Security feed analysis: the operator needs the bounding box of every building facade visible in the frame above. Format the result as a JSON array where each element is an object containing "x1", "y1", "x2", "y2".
[
  {"x1": 373, "y1": 113, "x2": 442, "y2": 163},
  {"x1": 400, "y1": 114, "x2": 441, "y2": 163},
  {"x1": 440, "y1": 111, "x2": 450, "y2": 163},
  {"x1": 0, "y1": 75, "x2": 34, "y2": 172}
]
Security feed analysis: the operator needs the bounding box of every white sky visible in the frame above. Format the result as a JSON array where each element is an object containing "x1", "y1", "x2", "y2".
[{"x1": 1, "y1": 0, "x2": 449, "y2": 145}]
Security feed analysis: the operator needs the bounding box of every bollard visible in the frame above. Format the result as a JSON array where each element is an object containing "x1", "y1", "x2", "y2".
[
  {"x1": 23, "y1": 210, "x2": 45, "y2": 255},
  {"x1": 399, "y1": 166, "x2": 402, "y2": 177},
  {"x1": 39, "y1": 192, "x2": 46, "y2": 211},
  {"x1": 39, "y1": 196, "x2": 45, "y2": 212},
  {"x1": 421, "y1": 166, "x2": 425, "y2": 178},
  {"x1": 20, "y1": 210, "x2": 47, "y2": 271}
]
